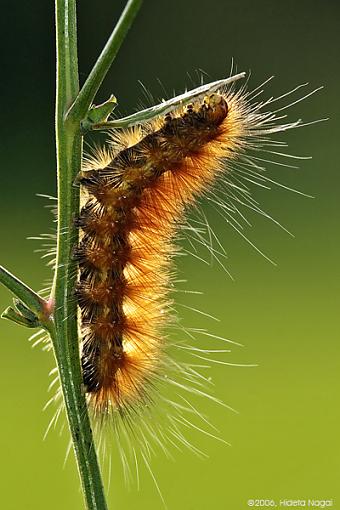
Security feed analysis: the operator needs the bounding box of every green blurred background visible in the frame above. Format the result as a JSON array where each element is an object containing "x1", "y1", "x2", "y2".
[{"x1": 0, "y1": 1, "x2": 339, "y2": 509}]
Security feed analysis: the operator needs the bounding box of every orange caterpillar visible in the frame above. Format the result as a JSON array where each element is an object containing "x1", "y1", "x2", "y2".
[
  {"x1": 74, "y1": 73, "x2": 315, "y2": 421},
  {"x1": 76, "y1": 93, "x2": 234, "y2": 414}
]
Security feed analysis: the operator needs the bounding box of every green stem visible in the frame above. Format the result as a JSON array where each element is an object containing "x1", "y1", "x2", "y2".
[
  {"x1": 2, "y1": 306, "x2": 38, "y2": 328},
  {"x1": 53, "y1": 1, "x2": 107, "y2": 509},
  {"x1": 52, "y1": 1, "x2": 143, "y2": 508},
  {"x1": 47, "y1": 324, "x2": 107, "y2": 510},
  {"x1": 68, "y1": 0, "x2": 143, "y2": 122},
  {"x1": 0, "y1": 265, "x2": 45, "y2": 316}
]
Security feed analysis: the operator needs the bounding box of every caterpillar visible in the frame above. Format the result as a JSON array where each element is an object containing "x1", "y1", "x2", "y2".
[
  {"x1": 40, "y1": 71, "x2": 321, "y2": 486},
  {"x1": 76, "y1": 85, "x2": 236, "y2": 414}
]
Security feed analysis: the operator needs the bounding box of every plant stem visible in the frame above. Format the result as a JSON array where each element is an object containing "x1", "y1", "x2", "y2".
[
  {"x1": 52, "y1": 1, "x2": 143, "y2": 508},
  {"x1": 68, "y1": 0, "x2": 143, "y2": 122},
  {"x1": 53, "y1": 1, "x2": 107, "y2": 509},
  {"x1": 0, "y1": 265, "x2": 45, "y2": 316}
]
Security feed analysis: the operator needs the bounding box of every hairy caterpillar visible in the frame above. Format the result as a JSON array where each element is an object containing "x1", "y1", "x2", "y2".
[
  {"x1": 76, "y1": 85, "x2": 235, "y2": 413},
  {"x1": 40, "y1": 71, "x2": 321, "y2": 489}
]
